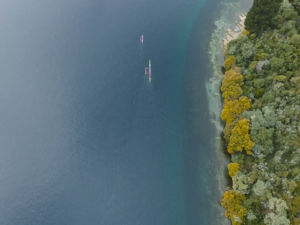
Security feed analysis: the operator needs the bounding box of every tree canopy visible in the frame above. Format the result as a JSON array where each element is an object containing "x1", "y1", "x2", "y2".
[{"x1": 245, "y1": 0, "x2": 282, "y2": 34}]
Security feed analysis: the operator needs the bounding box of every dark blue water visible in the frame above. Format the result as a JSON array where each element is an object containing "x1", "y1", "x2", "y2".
[{"x1": 0, "y1": 0, "x2": 223, "y2": 225}]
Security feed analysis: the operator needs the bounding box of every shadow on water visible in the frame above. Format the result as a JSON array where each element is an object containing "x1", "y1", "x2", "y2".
[{"x1": 182, "y1": 0, "x2": 224, "y2": 225}]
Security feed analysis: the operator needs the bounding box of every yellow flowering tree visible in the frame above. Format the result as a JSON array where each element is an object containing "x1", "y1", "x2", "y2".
[
  {"x1": 221, "y1": 96, "x2": 251, "y2": 124},
  {"x1": 221, "y1": 69, "x2": 244, "y2": 100},
  {"x1": 221, "y1": 190, "x2": 247, "y2": 225},
  {"x1": 227, "y1": 118, "x2": 254, "y2": 155},
  {"x1": 228, "y1": 163, "x2": 240, "y2": 177},
  {"x1": 224, "y1": 56, "x2": 236, "y2": 71}
]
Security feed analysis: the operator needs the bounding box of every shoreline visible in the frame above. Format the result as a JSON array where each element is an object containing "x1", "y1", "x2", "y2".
[
  {"x1": 222, "y1": 13, "x2": 246, "y2": 52},
  {"x1": 205, "y1": 0, "x2": 252, "y2": 224}
]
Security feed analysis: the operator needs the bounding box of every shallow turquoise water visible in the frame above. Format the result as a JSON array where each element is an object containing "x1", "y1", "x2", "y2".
[{"x1": 0, "y1": 0, "x2": 226, "y2": 224}]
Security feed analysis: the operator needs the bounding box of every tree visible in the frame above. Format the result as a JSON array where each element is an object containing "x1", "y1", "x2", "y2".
[
  {"x1": 228, "y1": 163, "x2": 240, "y2": 177},
  {"x1": 227, "y1": 119, "x2": 255, "y2": 155},
  {"x1": 221, "y1": 96, "x2": 251, "y2": 124},
  {"x1": 221, "y1": 190, "x2": 247, "y2": 225},
  {"x1": 245, "y1": 0, "x2": 282, "y2": 34},
  {"x1": 289, "y1": 0, "x2": 300, "y2": 14},
  {"x1": 224, "y1": 56, "x2": 236, "y2": 71},
  {"x1": 221, "y1": 69, "x2": 244, "y2": 100}
]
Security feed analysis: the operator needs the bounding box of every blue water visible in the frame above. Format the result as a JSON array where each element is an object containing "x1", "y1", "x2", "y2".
[{"x1": 0, "y1": 0, "x2": 224, "y2": 224}]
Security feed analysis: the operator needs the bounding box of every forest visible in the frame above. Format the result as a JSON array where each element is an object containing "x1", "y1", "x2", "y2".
[{"x1": 221, "y1": 0, "x2": 300, "y2": 224}]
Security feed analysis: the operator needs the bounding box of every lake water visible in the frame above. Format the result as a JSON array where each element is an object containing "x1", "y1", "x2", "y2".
[{"x1": 0, "y1": 0, "x2": 236, "y2": 224}]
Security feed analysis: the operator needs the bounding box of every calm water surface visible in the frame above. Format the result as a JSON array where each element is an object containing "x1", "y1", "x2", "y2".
[{"x1": 0, "y1": 0, "x2": 222, "y2": 224}]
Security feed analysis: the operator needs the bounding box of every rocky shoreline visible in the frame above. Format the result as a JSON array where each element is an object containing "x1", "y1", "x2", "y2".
[{"x1": 222, "y1": 13, "x2": 246, "y2": 52}]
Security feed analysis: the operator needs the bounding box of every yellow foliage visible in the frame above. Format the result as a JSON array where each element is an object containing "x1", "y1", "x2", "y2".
[
  {"x1": 293, "y1": 218, "x2": 300, "y2": 225},
  {"x1": 224, "y1": 56, "x2": 236, "y2": 71},
  {"x1": 242, "y1": 30, "x2": 250, "y2": 35},
  {"x1": 224, "y1": 120, "x2": 238, "y2": 142},
  {"x1": 221, "y1": 96, "x2": 251, "y2": 124},
  {"x1": 292, "y1": 196, "x2": 300, "y2": 216},
  {"x1": 227, "y1": 118, "x2": 255, "y2": 155},
  {"x1": 221, "y1": 69, "x2": 244, "y2": 100},
  {"x1": 228, "y1": 163, "x2": 240, "y2": 177},
  {"x1": 221, "y1": 190, "x2": 247, "y2": 225}
]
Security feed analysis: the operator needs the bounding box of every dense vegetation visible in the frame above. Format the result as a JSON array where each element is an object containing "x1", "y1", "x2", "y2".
[
  {"x1": 289, "y1": 0, "x2": 300, "y2": 14},
  {"x1": 245, "y1": 0, "x2": 282, "y2": 34},
  {"x1": 221, "y1": 0, "x2": 300, "y2": 224}
]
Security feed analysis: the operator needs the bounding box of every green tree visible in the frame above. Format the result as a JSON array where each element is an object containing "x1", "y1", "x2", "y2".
[
  {"x1": 245, "y1": 0, "x2": 283, "y2": 34},
  {"x1": 289, "y1": 0, "x2": 300, "y2": 14}
]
